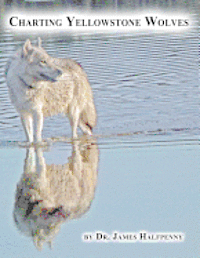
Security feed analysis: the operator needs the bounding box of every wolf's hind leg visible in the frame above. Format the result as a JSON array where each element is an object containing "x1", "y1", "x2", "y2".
[
  {"x1": 68, "y1": 106, "x2": 80, "y2": 138},
  {"x1": 20, "y1": 113, "x2": 34, "y2": 142},
  {"x1": 79, "y1": 120, "x2": 92, "y2": 136}
]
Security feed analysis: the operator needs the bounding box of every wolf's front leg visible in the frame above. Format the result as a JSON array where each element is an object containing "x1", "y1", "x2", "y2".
[
  {"x1": 20, "y1": 113, "x2": 34, "y2": 142},
  {"x1": 33, "y1": 111, "x2": 44, "y2": 143}
]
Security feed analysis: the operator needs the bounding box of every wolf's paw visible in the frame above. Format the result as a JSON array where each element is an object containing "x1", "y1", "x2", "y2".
[
  {"x1": 18, "y1": 141, "x2": 34, "y2": 148},
  {"x1": 34, "y1": 139, "x2": 52, "y2": 148},
  {"x1": 18, "y1": 139, "x2": 52, "y2": 149}
]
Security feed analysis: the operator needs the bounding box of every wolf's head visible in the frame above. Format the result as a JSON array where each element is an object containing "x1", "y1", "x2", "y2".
[{"x1": 19, "y1": 38, "x2": 62, "y2": 88}]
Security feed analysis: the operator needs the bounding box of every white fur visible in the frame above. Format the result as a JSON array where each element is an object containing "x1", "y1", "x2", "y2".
[{"x1": 6, "y1": 38, "x2": 96, "y2": 142}]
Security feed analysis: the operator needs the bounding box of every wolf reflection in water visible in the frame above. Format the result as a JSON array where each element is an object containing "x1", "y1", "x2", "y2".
[{"x1": 14, "y1": 138, "x2": 99, "y2": 250}]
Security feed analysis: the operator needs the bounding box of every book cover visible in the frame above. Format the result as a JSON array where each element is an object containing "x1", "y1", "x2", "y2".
[{"x1": 0, "y1": 0, "x2": 199, "y2": 257}]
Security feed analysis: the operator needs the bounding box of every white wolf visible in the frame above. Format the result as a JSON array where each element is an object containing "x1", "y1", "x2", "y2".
[{"x1": 5, "y1": 38, "x2": 96, "y2": 142}]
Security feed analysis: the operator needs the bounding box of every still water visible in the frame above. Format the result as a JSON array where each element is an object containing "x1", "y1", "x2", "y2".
[{"x1": 0, "y1": 1, "x2": 199, "y2": 257}]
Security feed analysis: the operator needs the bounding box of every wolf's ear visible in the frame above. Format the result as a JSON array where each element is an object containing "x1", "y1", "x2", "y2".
[
  {"x1": 22, "y1": 39, "x2": 33, "y2": 57},
  {"x1": 38, "y1": 37, "x2": 42, "y2": 48}
]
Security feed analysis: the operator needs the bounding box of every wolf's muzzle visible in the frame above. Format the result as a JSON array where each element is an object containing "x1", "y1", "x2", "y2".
[
  {"x1": 40, "y1": 69, "x2": 62, "y2": 82},
  {"x1": 40, "y1": 73, "x2": 55, "y2": 82}
]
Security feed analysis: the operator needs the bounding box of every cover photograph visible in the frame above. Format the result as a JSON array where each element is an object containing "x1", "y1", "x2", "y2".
[{"x1": 0, "y1": 0, "x2": 199, "y2": 257}]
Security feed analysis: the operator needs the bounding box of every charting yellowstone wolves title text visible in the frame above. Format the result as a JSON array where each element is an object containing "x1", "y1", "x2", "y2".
[{"x1": 5, "y1": 13, "x2": 191, "y2": 32}]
